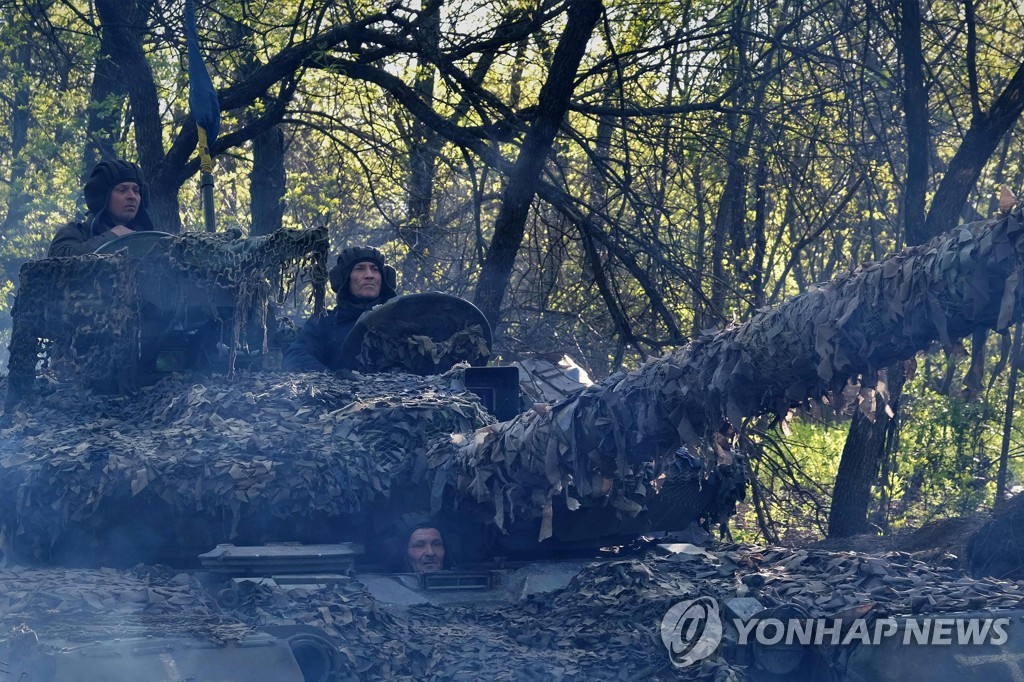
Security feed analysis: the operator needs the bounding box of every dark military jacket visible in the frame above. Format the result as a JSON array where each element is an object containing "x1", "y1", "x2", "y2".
[
  {"x1": 49, "y1": 214, "x2": 156, "y2": 258},
  {"x1": 283, "y1": 296, "x2": 392, "y2": 372}
]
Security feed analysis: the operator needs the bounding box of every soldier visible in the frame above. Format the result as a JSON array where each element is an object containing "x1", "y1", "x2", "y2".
[
  {"x1": 406, "y1": 525, "x2": 446, "y2": 573},
  {"x1": 374, "y1": 512, "x2": 453, "y2": 573},
  {"x1": 283, "y1": 245, "x2": 398, "y2": 371},
  {"x1": 49, "y1": 159, "x2": 157, "y2": 257}
]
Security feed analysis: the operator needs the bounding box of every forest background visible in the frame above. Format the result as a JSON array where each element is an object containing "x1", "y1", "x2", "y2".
[{"x1": 1, "y1": 0, "x2": 1023, "y2": 543}]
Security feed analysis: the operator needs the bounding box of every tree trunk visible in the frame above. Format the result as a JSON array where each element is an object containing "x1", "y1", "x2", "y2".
[
  {"x1": 828, "y1": 365, "x2": 908, "y2": 537},
  {"x1": 81, "y1": 27, "x2": 127, "y2": 180},
  {"x1": 691, "y1": 166, "x2": 711, "y2": 334},
  {"x1": 1, "y1": 42, "x2": 33, "y2": 238},
  {"x1": 400, "y1": 0, "x2": 442, "y2": 286},
  {"x1": 830, "y1": 0, "x2": 930, "y2": 538},
  {"x1": 249, "y1": 125, "x2": 286, "y2": 236},
  {"x1": 908, "y1": 11, "x2": 1024, "y2": 517},
  {"x1": 709, "y1": 111, "x2": 746, "y2": 324},
  {"x1": 749, "y1": 147, "x2": 768, "y2": 311},
  {"x1": 472, "y1": 0, "x2": 603, "y2": 332},
  {"x1": 231, "y1": 12, "x2": 288, "y2": 239},
  {"x1": 923, "y1": 66, "x2": 1024, "y2": 237},
  {"x1": 900, "y1": 0, "x2": 928, "y2": 248},
  {"x1": 995, "y1": 322, "x2": 1024, "y2": 511},
  {"x1": 94, "y1": 0, "x2": 180, "y2": 232}
]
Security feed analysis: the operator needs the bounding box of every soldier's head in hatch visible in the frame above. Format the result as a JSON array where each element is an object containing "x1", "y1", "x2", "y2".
[
  {"x1": 406, "y1": 526, "x2": 446, "y2": 573},
  {"x1": 83, "y1": 159, "x2": 153, "y2": 230},
  {"x1": 328, "y1": 245, "x2": 398, "y2": 304}
]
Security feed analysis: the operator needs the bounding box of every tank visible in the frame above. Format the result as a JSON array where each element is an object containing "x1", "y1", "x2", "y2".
[
  {"x1": 0, "y1": 227, "x2": 747, "y2": 680},
  {"x1": 4, "y1": 206, "x2": 1024, "y2": 681},
  {"x1": 0, "y1": 227, "x2": 743, "y2": 567}
]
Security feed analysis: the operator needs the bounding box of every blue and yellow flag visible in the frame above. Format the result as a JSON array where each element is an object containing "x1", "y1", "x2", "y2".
[{"x1": 185, "y1": 0, "x2": 221, "y2": 168}]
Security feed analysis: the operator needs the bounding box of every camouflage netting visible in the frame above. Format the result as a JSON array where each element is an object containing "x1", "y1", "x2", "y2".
[
  {"x1": 0, "y1": 565, "x2": 407, "y2": 676},
  {"x1": 441, "y1": 207, "x2": 1024, "y2": 540},
  {"x1": 4, "y1": 543, "x2": 1024, "y2": 680},
  {"x1": 150, "y1": 226, "x2": 329, "y2": 366},
  {"x1": 0, "y1": 366, "x2": 739, "y2": 556},
  {"x1": 6, "y1": 251, "x2": 140, "y2": 402},
  {"x1": 357, "y1": 324, "x2": 490, "y2": 374},
  {"x1": 421, "y1": 543, "x2": 1024, "y2": 681},
  {"x1": 156, "y1": 227, "x2": 328, "y2": 293},
  {"x1": 0, "y1": 371, "x2": 492, "y2": 555},
  {"x1": 5, "y1": 227, "x2": 328, "y2": 405},
  {"x1": 0, "y1": 565, "x2": 253, "y2": 644},
  {"x1": 430, "y1": 404, "x2": 746, "y2": 542}
]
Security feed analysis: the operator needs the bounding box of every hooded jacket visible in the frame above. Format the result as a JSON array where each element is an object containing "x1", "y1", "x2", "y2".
[
  {"x1": 49, "y1": 159, "x2": 156, "y2": 257},
  {"x1": 283, "y1": 246, "x2": 399, "y2": 372}
]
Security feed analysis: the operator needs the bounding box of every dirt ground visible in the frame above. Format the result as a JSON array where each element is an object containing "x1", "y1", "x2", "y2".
[{"x1": 803, "y1": 515, "x2": 987, "y2": 567}]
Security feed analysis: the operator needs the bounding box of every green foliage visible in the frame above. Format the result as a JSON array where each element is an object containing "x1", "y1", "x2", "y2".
[
  {"x1": 733, "y1": 419, "x2": 846, "y2": 543},
  {"x1": 741, "y1": 335, "x2": 1024, "y2": 543},
  {"x1": 1, "y1": 0, "x2": 1021, "y2": 371},
  {"x1": 887, "y1": 354, "x2": 1012, "y2": 525}
]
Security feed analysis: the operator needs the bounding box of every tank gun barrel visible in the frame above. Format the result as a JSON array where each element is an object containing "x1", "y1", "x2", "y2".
[{"x1": 447, "y1": 208, "x2": 1024, "y2": 537}]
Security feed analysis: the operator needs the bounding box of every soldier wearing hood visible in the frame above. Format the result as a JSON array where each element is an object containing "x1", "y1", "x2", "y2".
[
  {"x1": 379, "y1": 513, "x2": 452, "y2": 573},
  {"x1": 283, "y1": 245, "x2": 398, "y2": 372},
  {"x1": 49, "y1": 159, "x2": 157, "y2": 257}
]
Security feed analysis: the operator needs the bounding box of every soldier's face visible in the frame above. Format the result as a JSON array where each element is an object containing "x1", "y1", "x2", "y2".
[
  {"x1": 107, "y1": 182, "x2": 141, "y2": 225},
  {"x1": 348, "y1": 261, "x2": 382, "y2": 300},
  {"x1": 407, "y1": 527, "x2": 445, "y2": 572}
]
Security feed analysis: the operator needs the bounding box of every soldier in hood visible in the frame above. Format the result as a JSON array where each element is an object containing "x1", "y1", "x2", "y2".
[
  {"x1": 379, "y1": 513, "x2": 452, "y2": 573},
  {"x1": 283, "y1": 245, "x2": 398, "y2": 371},
  {"x1": 49, "y1": 159, "x2": 156, "y2": 257}
]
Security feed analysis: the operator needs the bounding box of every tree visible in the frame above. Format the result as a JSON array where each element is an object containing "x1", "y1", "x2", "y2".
[
  {"x1": 472, "y1": 0, "x2": 604, "y2": 331},
  {"x1": 828, "y1": 0, "x2": 1024, "y2": 537}
]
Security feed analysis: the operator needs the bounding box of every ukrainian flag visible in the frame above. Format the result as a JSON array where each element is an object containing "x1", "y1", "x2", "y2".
[{"x1": 185, "y1": 0, "x2": 220, "y2": 162}]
